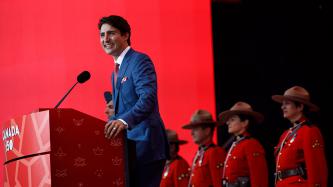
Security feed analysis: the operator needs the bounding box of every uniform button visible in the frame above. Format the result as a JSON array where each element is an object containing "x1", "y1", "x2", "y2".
[
  {"x1": 277, "y1": 165, "x2": 280, "y2": 168},
  {"x1": 192, "y1": 174, "x2": 194, "y2": 177},
  {"x1": 226, "y1": 165, "x2": 228, "y2": 168},
  {"x1": 279, "y1": 153, "x2": 282, "y2": 155},
  {"x1": 232, "y1": 156, "x2": 236, "y2": 159}
]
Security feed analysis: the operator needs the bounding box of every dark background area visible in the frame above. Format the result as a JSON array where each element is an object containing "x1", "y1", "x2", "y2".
[{"x1": 212, "y1": 0, "x2": 332, "y2": 185}]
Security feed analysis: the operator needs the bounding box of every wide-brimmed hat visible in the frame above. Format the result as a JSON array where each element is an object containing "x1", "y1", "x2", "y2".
[
  {"x1": 166, "y1": 129, "x2": 187, "y2": 145},
  {"x1": 182, "y1": 109, "x2": 217, "y2": 129},
  {"x1": 218, "y1": 101, "x2": 264, "y2": 124},
  {"x1": 272, "y1": 86, "x2": 319, "y2": 112}
]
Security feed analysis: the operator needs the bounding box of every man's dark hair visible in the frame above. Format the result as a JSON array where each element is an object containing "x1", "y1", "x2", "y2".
[
  {"x1": 294, "y1": 101, "x2": 308, "y2": 112},
  {"x1": 293, "y1": 101, "x2": 312, "y2": 118},
  {"x1": 200, "y1": 123, "x2": 215, "y2": 135},
  {"x1": 98, "y1": 15, "x2": 131, "y2": 45},
  {"x1": 238, "y1": 114, "x2": 256, "y2": 135}
]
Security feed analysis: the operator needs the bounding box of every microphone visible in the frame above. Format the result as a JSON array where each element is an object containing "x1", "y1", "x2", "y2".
[
  {"x1": 77, "y1": 71, "x2": 91, "y2": 83},
  {"x1": 54, "y1": 71, "x2": 91, "y2": 108}
]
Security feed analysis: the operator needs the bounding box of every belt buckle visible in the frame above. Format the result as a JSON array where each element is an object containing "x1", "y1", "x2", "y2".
[
  {"x1": 297, "y1": 167, "x2": 304, "y2": 176},
  {"x1": 222, "y1": 179, "x2": 227, "y2": 187},
  {"x1": 275, "y1": 171, "x2": 282, "y2": 181}
]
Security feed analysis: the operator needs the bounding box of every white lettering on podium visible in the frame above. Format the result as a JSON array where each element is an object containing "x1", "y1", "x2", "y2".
[{"x1": 2, "y1": 125, "x2": 20, "y2": 152}]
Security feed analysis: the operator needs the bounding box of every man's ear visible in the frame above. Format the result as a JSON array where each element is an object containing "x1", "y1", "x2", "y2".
[
  {"x1": 123, "y1": 32, "x2": 129, "y2": 41},
  {"x1": 297, "y1": 103, "x2": 304, "y2": 112},
  {"x1": 240, "y1": 119, "x2": 249, "y2": 130},
  {"x1": 202, "y1": 126, "x2": 209, "y2": 135}
]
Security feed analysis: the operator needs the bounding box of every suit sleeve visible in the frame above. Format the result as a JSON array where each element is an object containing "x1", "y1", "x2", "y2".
[
  {"x1": 208, "y1": 147, "x2": 226, "y2": 187},
  {"x1": 244, "y1": 140, "x2": 269, "y2": 187},
  {"x1": 303, "y1": 126, "x2": 327, "y2": 187},
  {"x1": 117, "y1": 55, "x2": 158, "y2": 128}
]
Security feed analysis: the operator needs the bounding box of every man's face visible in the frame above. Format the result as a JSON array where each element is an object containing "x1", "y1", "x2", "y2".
[
  {"x1": 169, "y1": 143, "x2": 178, "y2": 158},
  {"x1": 281, "y1": 100, "x2": 303, "y2": 120},
  {"x1": 105, "y1": 100, "x2": 115, "y2": 118},
  {"x1": 226, "y1": 115, "x2": 247, "y2": 135},
  {"x1": 191, "y1": 126, "x2": 210, "y2": 145},
  {"x1": 100, "y1": 24, "x2": 129, "y2": 57}
]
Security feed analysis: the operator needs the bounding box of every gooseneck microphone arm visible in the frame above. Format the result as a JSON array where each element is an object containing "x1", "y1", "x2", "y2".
[{"x1": 54, "y1": 82, "x2": 79, "y2": 109}]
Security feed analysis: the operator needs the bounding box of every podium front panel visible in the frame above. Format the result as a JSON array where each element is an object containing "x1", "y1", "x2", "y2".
[
  {"x1": 49, "y1": 109, "x2": 126, "y2": 186},
  {"x1": 2, "y1": 110, "x2": 51, "y2": 163},
  {"x1": 3, "y1": 154, "x2": 51, "y2": 187}
]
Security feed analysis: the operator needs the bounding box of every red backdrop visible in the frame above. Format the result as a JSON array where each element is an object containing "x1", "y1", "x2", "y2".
[{"x1": 0, "y1": 0, "x2": 215, "y2": 181}]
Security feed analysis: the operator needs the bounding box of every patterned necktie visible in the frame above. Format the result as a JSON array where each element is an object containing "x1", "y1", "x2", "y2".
[{"x1": 114, "y1": 63, "x2": 120, "y2": 85}]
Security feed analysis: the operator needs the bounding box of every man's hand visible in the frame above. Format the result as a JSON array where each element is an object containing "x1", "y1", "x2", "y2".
[{"x1": 104, "y1": 120, "x2": 126, "y2": 139}]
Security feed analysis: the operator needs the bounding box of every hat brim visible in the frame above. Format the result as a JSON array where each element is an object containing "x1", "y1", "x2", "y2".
[
  {"x1": 272, "y1": 95, "x2": 319, "y2": 112},
  {"x1": 169, "y1": 140, "x2": 188, "y2": 145},
  {"x1": 218, "y1": 110, "x2": 264, "y2": 125},
  {"x1": 182, "y1": 121, "x2": 217, "y2": 129}
]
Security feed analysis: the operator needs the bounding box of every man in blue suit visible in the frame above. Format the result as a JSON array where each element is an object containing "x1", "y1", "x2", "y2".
[{"x1": 98, "y1": 15, "x2": 169, "y2": 187}]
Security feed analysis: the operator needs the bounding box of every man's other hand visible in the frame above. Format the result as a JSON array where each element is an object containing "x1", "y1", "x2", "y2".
[{"x1": 104, "y1": 119, "x2": 126, "y2": 139}]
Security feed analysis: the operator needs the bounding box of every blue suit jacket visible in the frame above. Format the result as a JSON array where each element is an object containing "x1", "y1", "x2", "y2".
[{"x1": 111, "y1": 48, "x2": 169, "y2": 164}]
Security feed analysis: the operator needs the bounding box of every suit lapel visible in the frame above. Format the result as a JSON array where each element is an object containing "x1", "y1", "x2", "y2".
[{"x1": 114, "y1": 48, "x2": 134, "y2": 112}]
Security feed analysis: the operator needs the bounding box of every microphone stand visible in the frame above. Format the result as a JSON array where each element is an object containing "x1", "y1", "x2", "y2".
[{"x1": 54, "y1": 82, "x2": 79, "y2": 109}]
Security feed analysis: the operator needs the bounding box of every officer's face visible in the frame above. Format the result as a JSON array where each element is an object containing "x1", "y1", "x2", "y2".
[
  {"x1": 105, "y1": 100, "x2": 115, "y2": 118},
  {"x1": 281, "y1": 100, "x2": 303, "y2": 121},
  {"x1": 100, "y1": 24, "x2": 129, "y2": 57},
  {"x1": 226, "y1": 115, "x2": 248, "y2": 135},
  {"x1": 191, "y1": 126, "x2": 210, "y2": 145},
  {"x1": 169, "y1": 143, "x2": 178, "y2": 158}
]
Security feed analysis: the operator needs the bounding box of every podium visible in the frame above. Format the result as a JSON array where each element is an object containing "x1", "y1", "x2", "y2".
[{"x1": 2, "y1": 109, "x2": 131, "y2": 187}]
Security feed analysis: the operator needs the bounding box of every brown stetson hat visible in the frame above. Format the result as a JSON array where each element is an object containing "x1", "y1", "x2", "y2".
[
  {"x1": 272, "y1": 86, "x2": 319, "y2": 112},
  {"x1": 218, "y1": 101, "x2": 264, "y2": 125},
  {"x1": 166, "y1": 129, "x2": 187, "y2": 145},
  {"x1": 182, "y1": 109, "x2": 217, "y2": 129}
]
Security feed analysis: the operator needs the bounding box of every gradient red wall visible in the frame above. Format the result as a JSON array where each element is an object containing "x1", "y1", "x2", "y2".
[{"x1": 0, "y1": 0, "x2": 215, "y2": 181}]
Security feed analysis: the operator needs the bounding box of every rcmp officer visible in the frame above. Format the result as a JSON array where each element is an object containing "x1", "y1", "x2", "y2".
[
  {"x1": 104, "y1": 91, "x2": 115, "y2": 119},
  {"x1": 272, "y1": 86, "x2": 327, "y2": 186},
  {"x1": 182, "y1": 110, "x2": 226, "y2": 187},
  {"x1": 219, "y1": 101, "x2": 268, "y2": 187},
  {"x1": 160, "y1": 129, "x2": 190, "y2": 187}
]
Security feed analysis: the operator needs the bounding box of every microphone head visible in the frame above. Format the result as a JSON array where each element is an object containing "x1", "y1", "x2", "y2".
[
  {"x1": 104, "y1": 91, "x2": 112, "y2": 103},
  {"x1": 77, "y1": 71, "x2": 91, "y2": 83}
]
